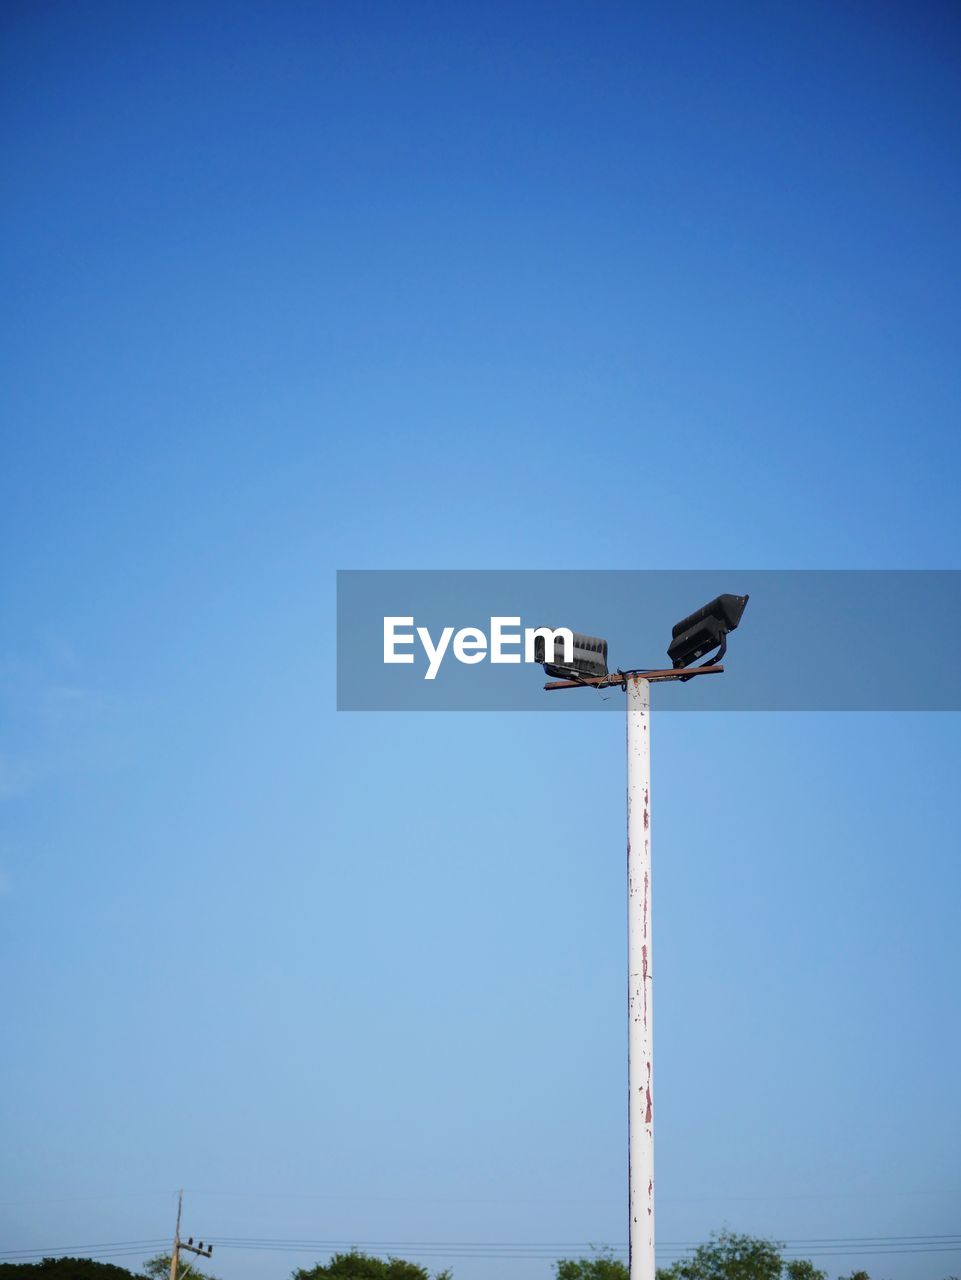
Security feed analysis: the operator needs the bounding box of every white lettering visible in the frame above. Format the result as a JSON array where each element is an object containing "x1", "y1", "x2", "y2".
[
  {"x1": 525, "y1": 626, "x2": 573, "y2": 665},
  {"x1": 490, "y1": 616, "x2": 522, "y2": 664},
  {"x1": 384, "y1": 617, "x2": 415, "y2": 664},
  {"x1": 453, "y1": 627, "x2": 488, "y2": 665},
  {"x1": 383, "y1": 618, "x2": 580, "y2": 679},
  {"x1": 417, "y1": 625, "x2": 454, "y2": 681}
]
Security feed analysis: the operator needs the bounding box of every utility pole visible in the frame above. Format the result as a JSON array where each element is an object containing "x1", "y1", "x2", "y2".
[{"x1": 168, "y1": 1189, "x2": 213, "y2": 1280}]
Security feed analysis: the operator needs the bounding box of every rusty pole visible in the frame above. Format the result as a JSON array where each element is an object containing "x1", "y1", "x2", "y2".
[
  {"x1": 545, "y1": 660, "x2": 725, "y2": 1276},
  {"x1": 626, "y1": 675, "x2": 654, "y2": 1280}
]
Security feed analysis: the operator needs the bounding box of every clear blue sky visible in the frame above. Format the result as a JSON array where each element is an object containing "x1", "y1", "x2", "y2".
[{"x1": 1, "y1": 3, "x2": 959, "y2": 1280}]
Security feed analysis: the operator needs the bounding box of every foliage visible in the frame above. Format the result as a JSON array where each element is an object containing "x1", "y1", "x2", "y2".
[
  {"x1": 783, "y1": 1263, "x2": 827, "y2": 1280},
  {"x1": 142, "y1": 1256, "x2": 218, "y2": 1280},
  {"x1": 658, "y1": 1231, "x2": 784, "y2": 1280},
  {"x1": 291, "y1": 1251, "x2": 450, "y2": 1280},
  {"x1": 557, "y1": 1233, "x2": 853, "y2": 1280},
  {"x1": 0, "y1": 1262, "x2": 141, "y2": 1280},
  {"x1": 554, "y1": 1248, "x2": 628, "y2": 1280},
  {"x1": 29, "y1": 1238, "x2": 961, "y2": 1280}
]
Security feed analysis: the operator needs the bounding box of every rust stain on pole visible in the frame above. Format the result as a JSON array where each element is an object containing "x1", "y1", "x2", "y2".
[{"x1": 627, "y1": 676, "x2": 654, "y2": 1280}]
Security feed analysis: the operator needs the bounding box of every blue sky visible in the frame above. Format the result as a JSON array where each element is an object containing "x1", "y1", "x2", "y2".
[{"x1": 1, "y1": 3, "x2": 960, "y2": 1280}]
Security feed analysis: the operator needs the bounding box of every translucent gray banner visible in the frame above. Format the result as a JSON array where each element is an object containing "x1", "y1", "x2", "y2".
[{"x1": 336, "y1": 571, "x2": 961, "y2": 711}]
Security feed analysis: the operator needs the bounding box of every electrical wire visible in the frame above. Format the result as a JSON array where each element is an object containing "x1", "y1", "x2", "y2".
[{"x1": 6, "y1": 1234, "x2": 961, "y2": 1265}]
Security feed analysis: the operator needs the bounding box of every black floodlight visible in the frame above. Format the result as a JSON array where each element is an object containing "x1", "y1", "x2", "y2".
[
  {"x1": 667, "y1": 593, "x2": 749, "y2": 670},
  {"x1": 534, "y1": 629, "x2": 609, "y2": 682}
]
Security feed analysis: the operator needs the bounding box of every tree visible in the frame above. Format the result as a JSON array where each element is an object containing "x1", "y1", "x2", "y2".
[
  {"x1": 783, "y1": 1263, "x2": 826, "y2": 1280},
  {"x1": 142, "y1": 1257, "x2": 219, "y2": 1280},
  {"x1": 291, "y1": 1251, "x2": 450, "y2": 1280},
  {"x1": 554, "y1": 1248, "x2": 629, "y2": 1280},
  {"x1": 655, "y1": 1231, "x2": 784, "y2": 1280},
  {"x1": 0, "y1": 1261, "x2": 141, "y2": 1280}
]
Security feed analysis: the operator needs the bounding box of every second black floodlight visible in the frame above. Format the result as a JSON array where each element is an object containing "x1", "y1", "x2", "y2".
[
  {"x1": 667, "y1": 593, "x2": 749, "y2": 671},
  {"x1": 534, "y1": 630, "x2": 609, "y2": 682}
]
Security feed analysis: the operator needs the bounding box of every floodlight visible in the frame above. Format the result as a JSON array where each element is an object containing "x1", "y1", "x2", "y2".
[
  {"x1": 667, "y1": 593, "x2": 749, "y2": 670},
  {"x1": 534, "y1": 629, "x2": 609, "y2": 681}
]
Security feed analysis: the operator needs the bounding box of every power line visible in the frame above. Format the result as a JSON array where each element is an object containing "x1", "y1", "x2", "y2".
[
  {"x1": 6, "y1": 1233, "x2": 961, "y2": 1264},
  {"x1": 0, "y1": 1242, "x2": 168, "y2": 1259},
  {"x1": 208, "y1": 1234, "x2": 961, "y2": 1247}
]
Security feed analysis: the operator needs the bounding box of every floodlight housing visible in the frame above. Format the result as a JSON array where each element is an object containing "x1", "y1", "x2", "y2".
[
  {"x1": 667, "y1": 593, "x2": 749, "y2": 670},
  {"x1": 534, "y1": 629, "x2": 609, "y2": 681}
]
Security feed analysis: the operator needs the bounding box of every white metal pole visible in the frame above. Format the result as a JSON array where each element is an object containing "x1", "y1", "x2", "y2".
[{"x1": 626, "y1": 676, "x2": 654, "y2": 1280}]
